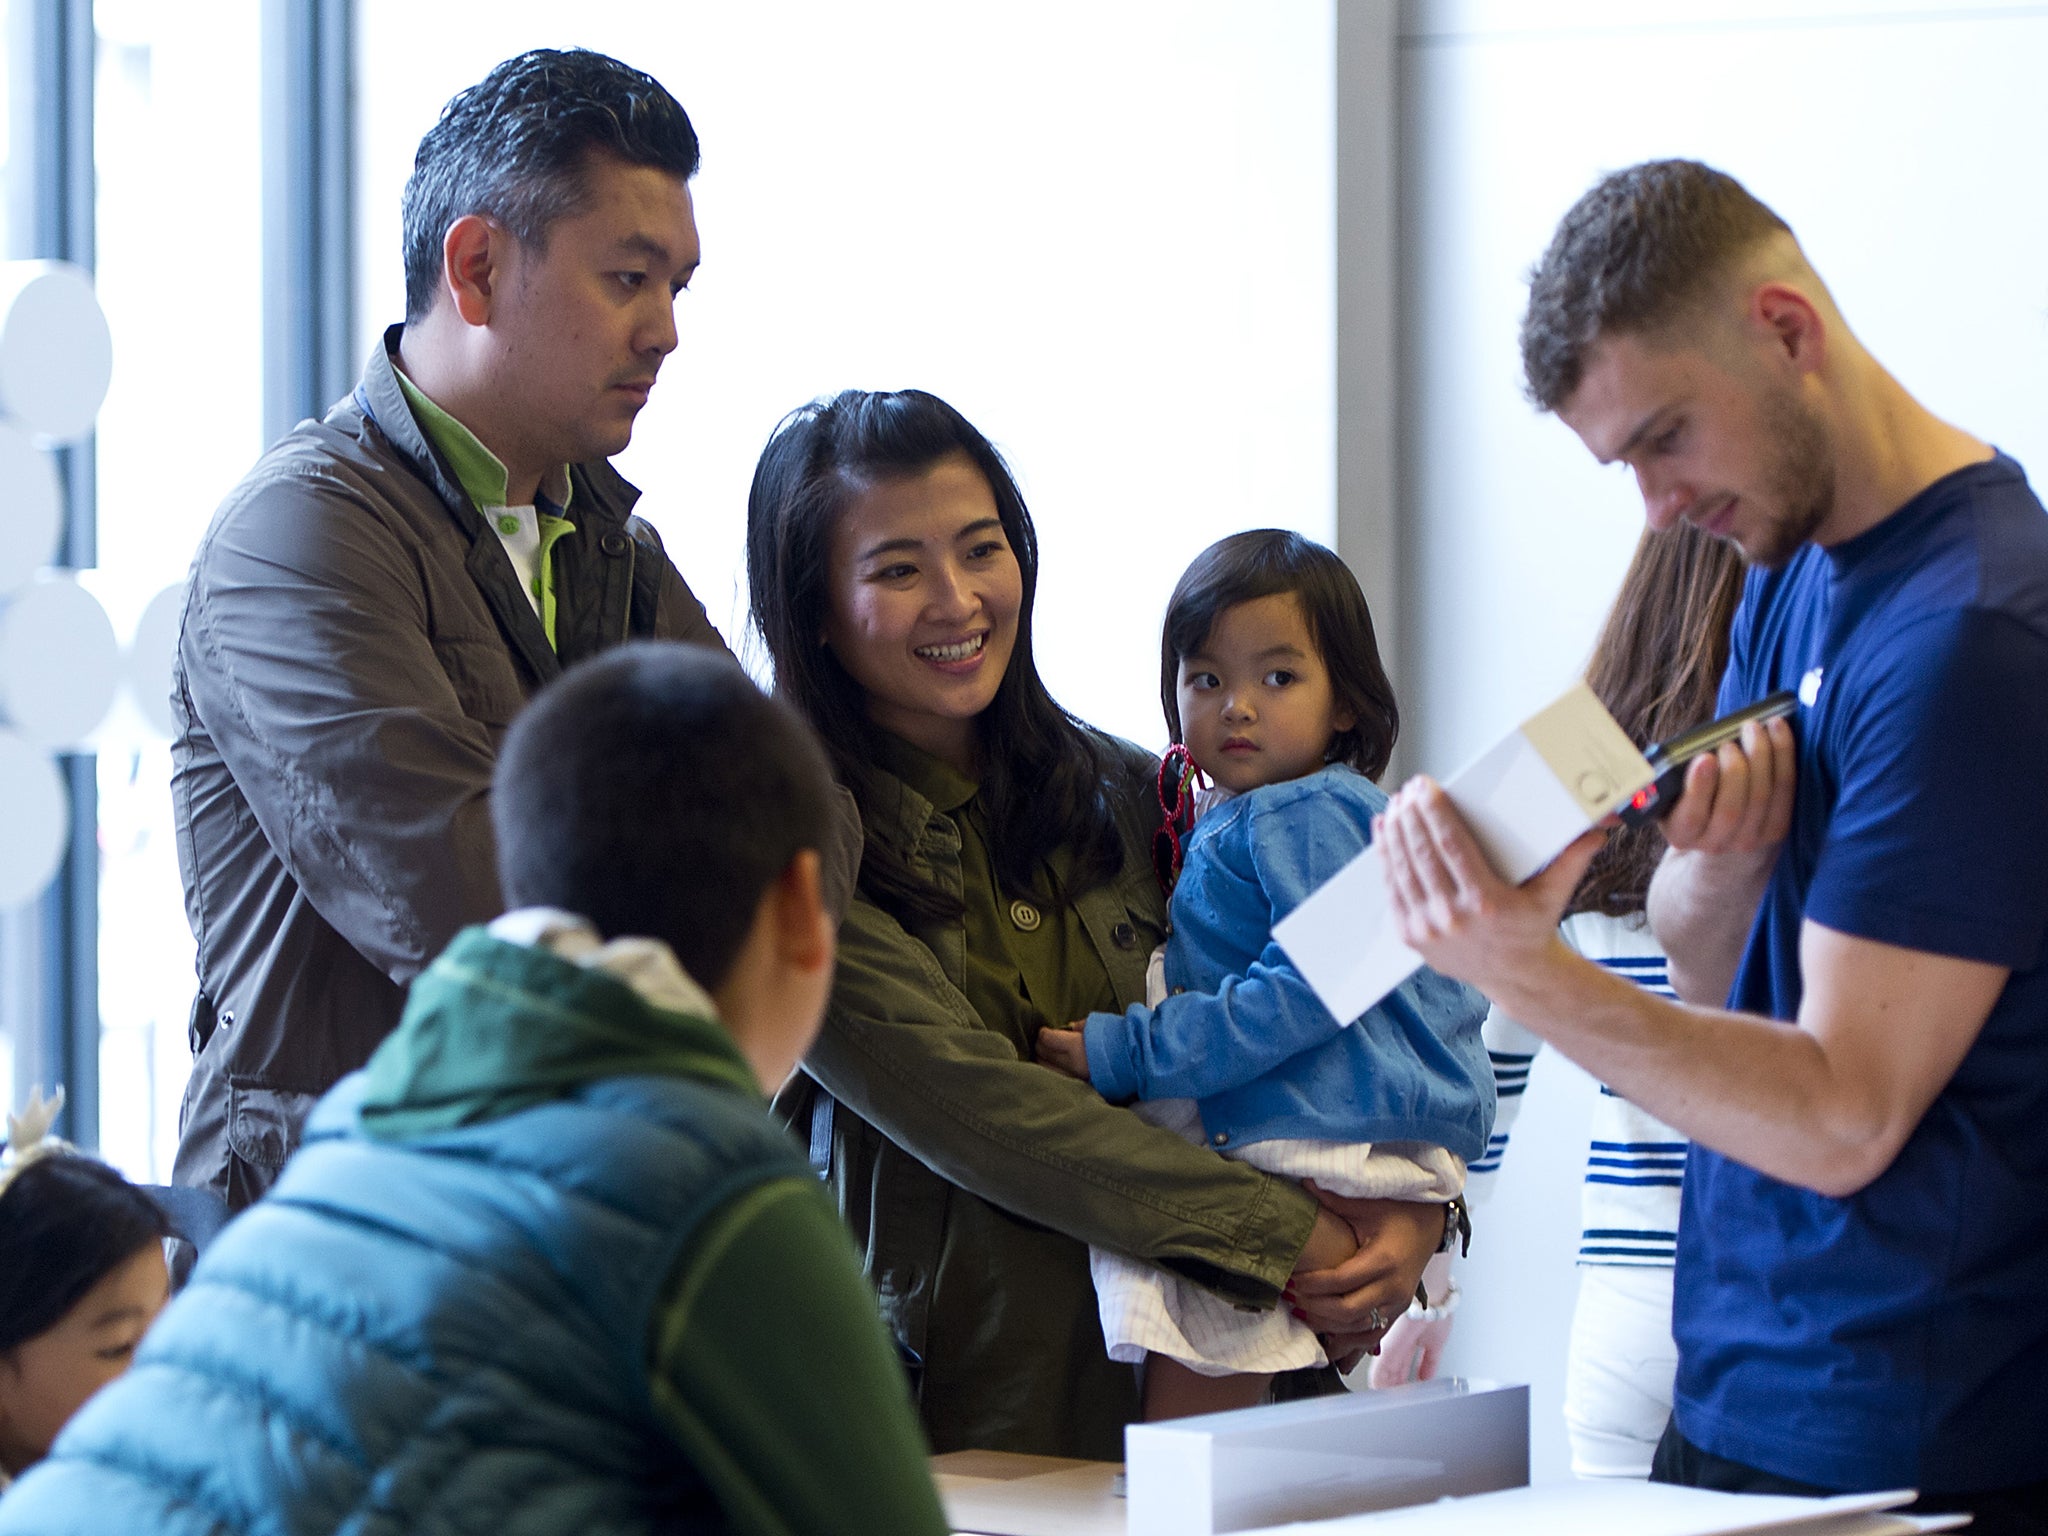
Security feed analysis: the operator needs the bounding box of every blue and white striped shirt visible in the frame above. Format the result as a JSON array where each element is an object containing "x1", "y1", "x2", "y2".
[{"x1": 1469, "y1": 911, "x2": 1686, "y2": 1267}]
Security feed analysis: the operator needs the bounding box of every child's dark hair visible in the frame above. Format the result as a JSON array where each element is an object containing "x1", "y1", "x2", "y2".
[
  {"x1": 493, "y1": 642, "x2": 836, "y2": 991},
  {"x1": 1161, "y1": 530, "x2": 1400, "y2": 781},
  {"x1": 0, "y1": 1155, "x2": 171, "y2": 1353}
]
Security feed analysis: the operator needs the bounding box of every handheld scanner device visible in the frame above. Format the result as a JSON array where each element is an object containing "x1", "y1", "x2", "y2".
[{"x1": 1618, "y1": 690, "x2": 1800, "y2": 828}]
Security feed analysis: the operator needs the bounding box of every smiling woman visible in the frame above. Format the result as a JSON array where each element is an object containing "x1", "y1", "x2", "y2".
[
  {"x1": 743, "y1": 389, "x2": 1419, "y2": 1458},
  {"x1": 822, "y1": 452, "x2": 1023, "y2": 773}
]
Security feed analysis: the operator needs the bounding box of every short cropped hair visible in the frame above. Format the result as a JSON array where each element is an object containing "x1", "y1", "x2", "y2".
[
  {"x1": 493, "y1": 644, "x2": 834, "y2": 992},
  {"x1": 401, "y1": 48, "x2": 700, "y2": 323},
  {"x1": 1521, "y1": 159, "x2": 1791, "y2": 412},
  {"x1": 1160, "y1": 529, "x2": 1400, "y2": 782}
]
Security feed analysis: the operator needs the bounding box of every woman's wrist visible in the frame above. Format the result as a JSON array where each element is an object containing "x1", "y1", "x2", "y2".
[{"x1": 1407, "y1": 1276, "x2": 1461, "y2": 1322}]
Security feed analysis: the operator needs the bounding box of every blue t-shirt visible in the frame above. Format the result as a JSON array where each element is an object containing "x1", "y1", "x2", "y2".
[{"x1": 1673, "y1": 454, "x2": 2048, "y2": 1492}]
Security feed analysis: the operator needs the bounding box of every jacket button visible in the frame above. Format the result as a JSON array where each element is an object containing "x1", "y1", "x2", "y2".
[
  {"x1": 1009, "y1": 899, "x2": 1042, "y2": 932},
  {"x1": 217, "y1": 1010, "x2": 235, "y2": 1032},
  {"x1": 600, "y1": 531, "x2": 629, "y2": 557},
  {"x1": 1212, "y1": 1132, "x2": 1228, "y2": 1146},
  {"x1": 1111, "y1": 921, "x2": 1138, "y2": 950}
]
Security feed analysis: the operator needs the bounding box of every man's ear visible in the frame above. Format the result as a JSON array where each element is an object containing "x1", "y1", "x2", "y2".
[
  {"x1": 441, "y1": 214, "x2": 505, "y2": 328},
  {"x1": 1749, "y1": 281, "x2": 1827, "y2": 377},
  {"x1": 772, "y1": 849, "x2": 833, "y2": 974}
]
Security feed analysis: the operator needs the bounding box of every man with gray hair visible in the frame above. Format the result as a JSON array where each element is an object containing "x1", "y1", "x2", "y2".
[
  {"x1": 1376, "y1": 161, "x2": 2048, "y2": 1530},
  {"x1": 172, "y1": 50, "x2": 760, "y2": 1208}
]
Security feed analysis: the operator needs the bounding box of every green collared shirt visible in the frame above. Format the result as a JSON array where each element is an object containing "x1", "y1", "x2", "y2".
[{"x1": 393, "y1": 368, "x2": 577, "y2": 647}]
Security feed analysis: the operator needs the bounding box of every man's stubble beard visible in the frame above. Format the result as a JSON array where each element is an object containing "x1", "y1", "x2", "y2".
[{"x1": 1743, "y1": 384, "x2": 1836, "y2": 569}]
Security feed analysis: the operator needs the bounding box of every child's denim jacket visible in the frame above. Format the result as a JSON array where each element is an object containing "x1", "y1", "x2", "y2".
[{"x1": 1084, "y1": 763, "x2": 1495, "y2": 1162}]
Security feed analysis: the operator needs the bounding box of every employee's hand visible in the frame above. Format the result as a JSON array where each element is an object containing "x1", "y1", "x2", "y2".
[
  {"x1": 1033, "y1": 1024, "x2": 1092, "y2": 1082},
  {"x1": 1375, "y1": 777, "x2": 1604, "y2": 996},
  {"x1": 1287, "y1": 1186, "x2": 1443, "y2": 1368},
  {"x1": 1659, "y1": 715, "x2": 1796, "y2": 858}
]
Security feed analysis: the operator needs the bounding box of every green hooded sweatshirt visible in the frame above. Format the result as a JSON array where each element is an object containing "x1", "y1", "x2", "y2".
[{"x1": 357, "y1": 913, "x2": 950, "y2": 1536}]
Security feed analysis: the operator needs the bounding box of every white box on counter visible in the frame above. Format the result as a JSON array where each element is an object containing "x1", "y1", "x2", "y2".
[{"x1": 1124, "y1": 1378, "x2": 1529, "y2": 1536}]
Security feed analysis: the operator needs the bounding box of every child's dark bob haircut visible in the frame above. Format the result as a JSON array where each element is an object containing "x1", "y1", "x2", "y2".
[
  {"x1": 1160, "y1": 529, "x2": 1400, "y2": 782},
  {"x1": 0, "y1": 1154, "x2": 172, "y2": 1353}
]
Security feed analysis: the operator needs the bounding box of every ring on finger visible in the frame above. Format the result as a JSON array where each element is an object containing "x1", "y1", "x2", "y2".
[{"x1": 1366, "y1": 1305, "x2": 1386, "y2": 1333}]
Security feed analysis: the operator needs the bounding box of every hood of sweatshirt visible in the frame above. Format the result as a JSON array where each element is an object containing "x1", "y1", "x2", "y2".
[{"x1": 359, "y1": 908, "x2": 760, "y2": 1140}]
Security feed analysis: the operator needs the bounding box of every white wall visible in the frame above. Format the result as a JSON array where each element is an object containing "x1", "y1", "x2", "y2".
[
  {"x1": 355, "y1": 1, "x2": 1338, "y2": 750},
  {"x1": 1399, "y1": 0, "x2": 2048, "y2": 1484}
]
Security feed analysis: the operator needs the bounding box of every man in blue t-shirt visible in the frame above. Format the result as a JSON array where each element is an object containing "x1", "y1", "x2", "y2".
[{"x1": 1375, "y1": 160, "x2": 2048, "y2": 1533}]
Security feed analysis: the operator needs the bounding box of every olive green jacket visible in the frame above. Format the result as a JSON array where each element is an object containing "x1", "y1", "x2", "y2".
[{"x1": 781, "y1": 736, "x2": 1321, "y2": 1458}]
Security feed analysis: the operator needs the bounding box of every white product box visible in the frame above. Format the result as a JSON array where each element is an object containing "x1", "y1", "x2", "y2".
[
  {"x1": 1273, "y1": 681, "x2": 1653, "y2": 1025},
  {"x1": 1123, "y1": 1379, "x2": 1529, "y2": 1536}
]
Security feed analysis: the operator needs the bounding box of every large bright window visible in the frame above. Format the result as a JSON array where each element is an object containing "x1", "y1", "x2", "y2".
[
  {"x1": 0, "y1": 2, "x2": 15, "y2": 1126},
  {"x1": 89, "y1": 0, "x2": 262, "y2": 1180}
]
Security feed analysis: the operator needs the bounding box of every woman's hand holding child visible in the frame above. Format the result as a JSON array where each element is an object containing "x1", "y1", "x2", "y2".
[{"x1": 1286, "y1": 1185, "x2": 1445, "y2": 1370}]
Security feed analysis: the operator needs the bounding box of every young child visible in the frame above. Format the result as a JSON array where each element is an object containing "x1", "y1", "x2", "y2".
[
  {"x1": 1036, "y1": 529, "x2": 1492, "y2": 1418},
  {"x1": 0, "y1": 1092, "x2": 172, "y2": 1489},
  {"x1": 0, "y1": 644, "x2": 950, "y2": 1536}
]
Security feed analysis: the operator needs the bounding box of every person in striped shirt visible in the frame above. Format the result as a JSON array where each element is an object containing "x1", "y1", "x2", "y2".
[{"x1": 1374, "y1": 522, "x2": 1743, "y2": 1477}]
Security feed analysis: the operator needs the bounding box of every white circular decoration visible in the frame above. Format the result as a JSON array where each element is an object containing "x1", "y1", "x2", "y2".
[
  {"x1": 126, "y1": 581, "x2": 185, "y2": 740},
  {"x1": 0, "y1": 261, "x2": 115, "y2": 443},
  {"x1": 0, "y1": 574, "x2": 120, "y2": 748},
  {"x1": 0, "y1": 420, "x2": 62, "y2": 594},
  {"x1": 0, "y1": 726, "x2": 68, "y2": 909}
]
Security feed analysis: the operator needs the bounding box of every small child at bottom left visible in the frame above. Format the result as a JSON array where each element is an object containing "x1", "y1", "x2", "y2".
[{"x1": 0, "y1": 1090, "x2": 173, "y2": 1490}]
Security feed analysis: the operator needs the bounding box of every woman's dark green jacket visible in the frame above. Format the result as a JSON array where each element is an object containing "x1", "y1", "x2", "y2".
[{"x1": 780, "y1": 735, "x2": 1321, "y2": 1459}]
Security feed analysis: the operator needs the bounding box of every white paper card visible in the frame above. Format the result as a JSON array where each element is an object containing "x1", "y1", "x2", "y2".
[{"x1": 1273, "y1": 682, "x2": 1653, "y2": 1024}]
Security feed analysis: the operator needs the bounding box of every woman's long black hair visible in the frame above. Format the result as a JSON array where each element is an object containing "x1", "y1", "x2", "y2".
[
  {"x1": 746, "y1": 389, "x2": 1124, "y2": 923},
  {"x1": 1567, "y1": 521, "x2": 1746, "y2": 918}
]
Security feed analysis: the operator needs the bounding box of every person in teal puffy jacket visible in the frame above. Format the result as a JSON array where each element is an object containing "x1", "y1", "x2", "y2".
[{"x1": 0, "y1": 643, "x2": 949, "y2": 1536}]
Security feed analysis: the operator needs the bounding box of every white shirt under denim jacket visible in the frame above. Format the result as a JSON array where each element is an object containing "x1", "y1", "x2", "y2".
[{"x1": 1078, "y1": 763, "x2": 1493, "y2": 1375}]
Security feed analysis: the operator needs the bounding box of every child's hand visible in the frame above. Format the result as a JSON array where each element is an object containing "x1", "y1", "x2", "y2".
[{"x1": 1034, "y1": 1024, "x2": 1093, "y2": 1082}]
